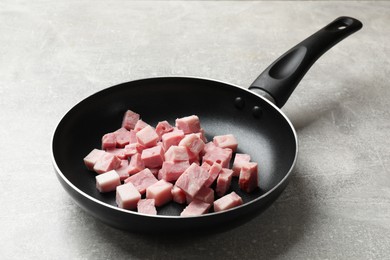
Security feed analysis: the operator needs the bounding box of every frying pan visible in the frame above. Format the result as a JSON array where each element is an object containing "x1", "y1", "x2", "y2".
[{"x1": 52, "y1": 17, "x2": 362, "y2": 233}]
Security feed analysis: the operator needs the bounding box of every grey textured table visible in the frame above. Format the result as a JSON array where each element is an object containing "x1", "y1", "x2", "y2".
[{"x1": 1, "y1": 1, "x2": 389, "y2": 259}]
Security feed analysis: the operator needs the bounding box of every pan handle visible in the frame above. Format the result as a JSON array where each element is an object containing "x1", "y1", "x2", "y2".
[{"x1": 249, "y1": 16, "x2": 362, "y2": 108}]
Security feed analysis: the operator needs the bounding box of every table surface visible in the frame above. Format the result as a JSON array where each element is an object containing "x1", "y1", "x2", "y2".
[{"x1": 1, "y1": 1, "x2": 389, "y2": 259}]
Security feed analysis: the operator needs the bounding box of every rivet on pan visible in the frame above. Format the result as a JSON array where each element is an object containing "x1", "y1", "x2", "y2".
[
  {"x1": 252, "y1": 106, "x2": 262, "y2": 118},
  {"x1": 234, "y1": 97, "x2": 245, "y2": 109}
]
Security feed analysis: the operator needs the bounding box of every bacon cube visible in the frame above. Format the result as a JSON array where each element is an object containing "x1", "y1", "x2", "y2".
[
  {"x1": 175, "y1": 115, "x2": 201, "y2": 134},
  {"x1": 136, "y1": 125, "x2": 159, "y2": 148},
  {"x1": 124, "y1": 168, "x2": 158, "y2": 194},
  {"x1": 179, "y1": 133, "x2": 205, "y2": 155},
  {"x1": 181, "y1": 200, "x2": 211, "y2": 217},
  {"x1": 156, "y1": 120, "x2": 174, "y2": 139},
  {"x1": 215, "y1": 168, "x2": 233, "y2": 197},
  {"x1": 239, "y1": 162, "x2": 259, "y2": 193},
  {"x1": 160, "y1": 161, "x2": 190, "y2": 182},
  {"x1": 83, "y1": 149, "x2": 105, "y2": 170},
  {"x1": 161, "y1": 129, "x2": 185, "y2": 151},
  {"x1": 115, "y1": 160, "x2": 130, "y2": 181},
  {"x1": 114, "y1": 128, "x2": 132, "y2": 147},
  {"x1": 93, "y1": 152, "x2": 121, "y2": 174},
  {"x1": 204, "y1": 162, "x2": 222, "y2": 187},
  {"x1": 141, "y1": 145, "x2": 164, "y2": 168},
  {"x1": 121, "y1": 110, "x2": 140, "y2": 130},
  {"x1": 146, "y1": 180, "x2": 173, "y2": 207},
  {"x1": 123, "y1": 143, "x2": 138, "y2": 158},
  {"x1": 106, "y1": 148, "x2": 127, "y2": 159},
  {"x1": 137, "y1": 199, "x2": 157, "y2": 215},
  {"x1": 134, "y1": 119, "x2": 150, "y2": 132},
  {"x1": 232, "y1": 153, "x2": 251, "y2": 176},
  {"x1": 164, "y1": 145, "x2": 189, "y2": 162},
  {"x1": 175, "y1": 163, "x2": 210, "y2": 199},
  {"x1": 102, "y1": 132, "x2": 116, "y2": 150},
  {"x1": 194, "y1": 186, "x2": 214, "y2": 204},
  {"x1": 127, "y1": 153, "x2": 145, "y2": 175},
  {"x1": 203, "y1": 146, "x2": 232, "y2": 168},
  {"x1": 213, "y1": 134, "x2": 238, "y2": 152},
  {"x1": 213, "y1": 191, "x2": 243, "y2": 212},
  {"x1": 95, "y1": 170, "x2": 121, "y2": 193},
  {"x1": 171, "y1": 186, "x2": 186, "y2": 204},
  {"x1": 116, "y1": 182, "x2": 141, "y2": 210}
]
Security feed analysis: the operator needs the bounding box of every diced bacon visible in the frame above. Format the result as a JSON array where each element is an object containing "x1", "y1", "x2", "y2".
[
  {"x1": 149, "y1": 168, "x2": 159, "y2": 177},
  {"x1": 157, "y1": 169, "x2": 164, "y2": 180},
  {"x1": 175, "y1": 115, "x2": 201, "y2": 134},
  {"x1": 213, "y1": 134, "x2": 238, "y2": 152},
  {"x1": 129, "y1": 130, "x2": 137, "y2": 144},
  {"x1": 188, "y1": 151, "x2": 200, "y2": 165},
  {"x1": 239, "y1": 162, "x2": 259, "y2": 193},
  {"x1": 156, "y1": 121, "x2": 174, "y2": 139},
  {"x1": 83, "y1": 149, "x2": 105, "y2": 170},
  {"x1": 194, "y1": 186, "x2": 214, "y2": 204},
  {"x1": 204, "y1": 162, "x2": 222, "y2": 187},
  {"x1": 203, "y1": 146, "x2": 232, "y2": 168},
  {"x1": 124, "y1": 168, "x2": 158, "y2": 194},
  {"x1": 164, "y1": 146, "x2": 189, "y2": 162},
  {"x1": 137, "y1": 199, "x2": 157, "y2": 215},
  {"x1": 116, "y1": 182, "x2": 141, "y2": 210},
  {"x1": 200, "y1": 161, "x2": 211, "y2": 172},
  {"x1": 141, "y1": 145, "x2": 164, "y2": 168},
  {"x1": 136, "y1": 125, "x2": 159, "y2": 148},
  {"x1": 127, "y1": 153, "x2": 145, "y2": 175},
  {"x1": 179, "y1": 133, "x2": 205, "y2": 155},
  {"x1": 232, "y1": 153, "x2": 251, "y2": 177},
  {"x1": 106, "y1": 148, "x2": 127, "y2": 159},
  {"x1": 202, "y1": 141, "x2": 217, "y2": 155},
  {"x1": 180, "y1": 200, "x2": 211, "y2": 217},
  {"x1": 102, "y1": 132, "x2": 116, "y2": 150},
  {"x1": 93, "y1": 152, "x2": 121, "y2": 174},
  {"x1": 175, "y1": 163, "x2": 210, "y2": 199},
  {"x1": 213, "y1": 191, "x2": 243, "y2": 212},
  {"x1": 160, "y1": 161, "x2": 190, "y2": 182},
  {"x1": 146, "y1": 180, "x2": 174, "y2": 207},
  {"x1": 136, "y1": 143, "x2": 147, "y2": 154},
  {"x1": 115, "y1": 160, "x2": 130, "y2": 181},
  {"x1": 122, "y1": 110, "x2": 140, "y2": 130},
  {"x1": 95, "y1": 170, "x2": 121, "y2": 193},
  {"x1": 215, "y1": 168, "x2": 233, "y2": 197},
  {"x1": 123, "y1": 143, "x2": 138, "y2": 157},
  {"x1": 171, "y1": 186, "x2": 186, "y2": 204},
  {"x1": 114, "y1": 128, "x2": 132, "y2": 147},
  {"x1": 161, "y1": 129, "x2": 185, "y2": 151},
  {"x1": 134, "y1": 119, "x2": 150, "y2": 132}
]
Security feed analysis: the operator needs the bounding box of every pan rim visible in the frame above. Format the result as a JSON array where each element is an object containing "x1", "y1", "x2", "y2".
[{"x1": 51, "y1": 76, "x2": 299, "y2": 219}]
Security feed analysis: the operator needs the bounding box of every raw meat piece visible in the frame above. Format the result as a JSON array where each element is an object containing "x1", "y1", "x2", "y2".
[
  {"x1": 179, "y1": 134, "x2": 205, "y2": 155},
  {"x1": 194, "y1": 186, "x2": 214, "y2": 204},
  {"x1": 129, "y1": 130, "x2": 138, "y2": 144},
  {"x1": 124, "y1": 168, "x2": 158, "y2": 194},
  {"x1": 83, "y1": 149, "x2": 105, "y2": 170},
  {"x1": 93, "y1": 152, "x2": 121, "y2": 174},
  {"x1": 149, "y1": 168, "x2": 159, "y2": 177},
  {"x1": 95, "y1": 170, "x2": 121, "y2": 193},
  {"x1": 232, "y1": 153, "x2": 251, "y2": 177},
  {"x1": 102, "y1": 133, "x2": 116, "y2": 150},
  {"x1": 202, "y1": 141, "x2": 217, "y2": 155},
  {"x1": 141, "y1": 145, "x2": 164, "y2": 168},
  {"x1": 203, "y1": 146, "x2": 232, "y2": 168},
  {"x1": 137, "y1": 199, "x2": 157, "y2": 215},
  {"x1": 115, "y1": 160, "x2": 130, "y2": 181},
  {"x1": 116, "y1": 182, "x2": 141, "y2": 209},
  {"x1": 200, "y1": 161, "x2": 211, "y2": 172},
  {"x1": 215, "y1": 168, "x2": 233, "y2": 197},
  {"x1": 156, "y1": 120, "x2": 174, "y2": 139},
  {"x1": 121, "y1": 110, "x2": 140, "y2": 130},
  {"x1": 161, "y1": 129, "x2": 185, "y2": 151},
  {"x1": 127, "y1": 153, "x2": 145, "y2": 175},
  {"x1": 213, "y1": 191, "x2": 243, "y2": 212},
  {"x1": 180, "y1": 200, "x2": 211, "y2": 217},
  {"x1": 160, "y1": 161, "x2": 190, "y2": 182},
  {"x1": 164, "y1": 146, "x2": 189, "y2": 162},
  {"x1": 114, "y1": 128, "x2": 132, "y2": 147},
  {"x1": 175, "y1": 163, "x2": 210, "y2": 199},
  {"x1": 239, "y1": 162, "x2": 259, "y2": 193},
  {"x1": 123, "y1": 143, "x2": 138, "y2": 157},
  {"x1": 171, "y1": 186, "x2": 186, "y2": 204},
  {"x1": 213, "y1": 134, "x2": 238, "y2": 152},
  {"x1": 175, "y1": 115, "x2": 201, "y2": 134},
  {"x1": 136, "y1": 125, "x2": 159, "y2": 148},
  {"x1": 106, "y1": 148, "x2": 127, "y2": 159},
  {"x1": 134, "y1": 119, "x2": 149, "y2": 132},
  {"x1": 204, "y1": 162, "x2": 222, "y2": 187},
  {"x1": 146, "y1": 180, "x2": 173, "y2": 207}
]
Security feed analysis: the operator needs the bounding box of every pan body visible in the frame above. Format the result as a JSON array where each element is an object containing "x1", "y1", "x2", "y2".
[{"x1": 52, "y1": 77, "x2": 298, "y2": 233}]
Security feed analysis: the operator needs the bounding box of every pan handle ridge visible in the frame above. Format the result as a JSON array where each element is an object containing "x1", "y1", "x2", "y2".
[{"x1": 249, "y1": 16, "x2": 363, "y2": 108}]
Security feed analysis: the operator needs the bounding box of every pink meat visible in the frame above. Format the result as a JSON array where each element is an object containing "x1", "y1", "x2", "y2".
[
  {"x1": 213, "y1": 134, "x2": 238, "y2": 152},
  {"x1": 124, "y1": 168, "x2": 158, "y2": 194},
  {"x1": 200, "y1": 161, "x2": 211, "y2": 172},
  {"x1": 203, "y1": 146, "x2": 232, "y2": 168},
  {"x1": 146, "y1": 179, "x2": 173, "y2": 207},
  {"x1": 202, "y1": 141, "x2": 217, "y2": 155},
  {"x1": 175, "y1": 115, "x2": 201, "y2": 134},
  {"x1": 136, "y1": 125, "x2": 159, "y2": 148},
  {"x1": 194, "y1": 186, "x2": 214, "y2": 204},
  {"x1": 93, "y1": 152, "x2": 121, "y2": 174},
  {"x1": 127, "y1": 153, "x2": 145, "y2": 175},
  {"x1": 180, "y1": 199, "x2": 211, "y2": 217},
  {"x1": 129, "y1": 130, "x2": 138, "y2": 144},
  {"x1": 161, "y1": 129, "x2": 185, "y2": 151},
  {"x1": 141, "y1": 145, "x2": 164, "y2": 168},
  {"x1": 239, "y1": 162, "x2": 259, "y2": 193},
  {"x1": 204, "y1": 162, "x2": 222, "y2": 187},
  {"x1": 116, "y1": 182, "x2": 141, "y2": 210},
  {"x1": 106, "y1": 148, "x2": 127, "y2": 159},
  {"x1": 164, "y1": 145, "x2": 189, "y2": 162},
  {"x1": 95, "y1": 170, "x2": 121, "y2": 193},
  {"x1": 149, "y1": 168, "x2": 159, "y2": 177},
  {"x1": 155, "y1": 120, "x2": 174, "y2": 139},
  {"x1": 232, "y1": 153, "x2": 251, "y2": 177},
  {"x1": 179, "y1": 134, "x2": 205, "y2": 155},
  {"x1": 121, "y1": 110, "x2": 140, "y2": 130},
  {"x1": 123, "y1": 143, "x2": 137, "y2": 157},
  {"x1": 114, "y1": 128, "x2": 132, "y2": 148},
  {"x1": 102, "y1": 132, "x2": 116, "y2": 150},
  {"x1": 134, "y1": 119, "x2": 150, "y2": 132},
  {"x1": 83, "y1": 149, "x2": 105, "y2": 170},
  {"x1": 171, "y1": 186, "x2": 186, "y2": 204},
  {"x1": 137, "y1": 199, "x2": 157, "y2": 215},
  {"x1": 215, "y1": 168, "x2": 233, "y2": 197},
  {"x1": 175, "y1": 163, "x2": 210, "y2": 199},
  {"x1": 115, "y1": 160, "x2": 130, "y2": 181},
  {"x1": 213, "y1": 191, "x2": 243, "y2": 212},
  {"x1": 160, "y1": 161, "x2": 190, "y2": 182}
]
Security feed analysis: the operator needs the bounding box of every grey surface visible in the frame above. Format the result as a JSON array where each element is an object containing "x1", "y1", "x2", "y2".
[{"x1": 1, "y1": 1, "x2": 389, "y2": 259}]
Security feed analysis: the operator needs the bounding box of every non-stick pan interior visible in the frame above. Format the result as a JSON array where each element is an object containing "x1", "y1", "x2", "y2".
[{"x1": 52, "y1": 77, "x2": 297, "y2": 216}]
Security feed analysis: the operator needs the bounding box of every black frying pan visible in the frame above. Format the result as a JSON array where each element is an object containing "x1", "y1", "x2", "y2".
[{"x1": 52, "y1": 17, "x2": 362, "y2": 233}]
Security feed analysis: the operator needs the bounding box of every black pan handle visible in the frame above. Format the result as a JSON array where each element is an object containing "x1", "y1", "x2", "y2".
[{"x1": 249, "y1": 16, "x2": 363, "y2": 108}]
